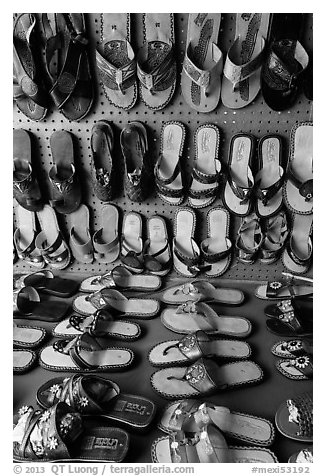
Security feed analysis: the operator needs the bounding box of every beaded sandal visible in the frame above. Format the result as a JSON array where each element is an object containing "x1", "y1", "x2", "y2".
[{"x1": 276, "y1": 354, "x2": 313, "y2": 380}]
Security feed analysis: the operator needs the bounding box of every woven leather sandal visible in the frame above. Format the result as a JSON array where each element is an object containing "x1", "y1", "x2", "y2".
[
  {"x1": 275, "y1": 392, "x2": 313, "y2": 442},
  {"x1": 260, "y1": 211, "x2": 289, "y2": 264},
  {"x1": 235, "y1": 213, "x2": 263, "y2": 264}
]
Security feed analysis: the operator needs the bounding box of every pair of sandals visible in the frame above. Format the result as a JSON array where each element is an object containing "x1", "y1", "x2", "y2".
[{"x1": 271, "y1": 337, "x2": 313, "y2": 381}]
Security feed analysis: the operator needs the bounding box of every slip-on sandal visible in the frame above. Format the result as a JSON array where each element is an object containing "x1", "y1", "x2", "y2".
[
  {"x1": 13, "y1": 323, "x2": 47, "y2": 349},
  {"x1": 37, "y1": 375, "x2": 156, "y2": 431},
  {"x1": 255, "y1": 274, "x2": 313, "y2": 300},
  {"x1": 35, "y1": 205, "x2": 71, "y2": 270},
  {"x1": 201, "y1": 206, "x2": 232, "y2": 277},
  {"x1": 52, "y1": 309, "x2": 141, "y2": 341},
  {"x1": 275, "y1": 392, "x2": 312, "y2": 442},
  {"x1": 13, "y1": 349, "x2": 37, "y2": 374},
  {"x1": 223, "y1": 134, "x2": 255, "y2": 216},
  {"x1": 137, "y1": 14, "x2": 176, "y2": 110},
  {"x1": 48, "y1": 131, "x2": 81, "y2": 215},
  {"x1": 13, "y1": 129, "x2": 43, "y2": 212},
  {"x1": 13, "y1": 286, "x2": 70, "y2": 322},
  {"x1": 90, "y1": 120, "x2": 116, "y2": 202},
  {"x1": 155, "y1": 121, "x2": 185, "y2": 206},
  {"x1": 68, "y1": 205, "x2": 94, "y2": 264},
  {"x1": 172, "y1": 208, "x2": 201, "y2": 277},
  {"x1": 161, "y1": 302, "x2": 251, "y2": 338},
  {"x1": 161, "y1": 280, "x2": 244, "y2": 306},
  {"x1": 260, "y1": 211, "x2": 289, "y2": 264},
  {"x1": 283, "y1": 122, "x2": 313, "y2": 215},
  {"x1": 271, "y1": 339, "x2": 313, "y2": 358},
  {"x1": 13, "y1": 205, "x2": 44, "y2": 268},
  {"x1": 235, "y1": 213, "x2": 264, "y2": 264},
  {"x1": 13, "y1": 14, "x2": 48, "y2": 121},
  {"x1": 282, "y1": 213, "x2": 313, "y2": 274},
  {"x1": 39, "y1": 332, "x2": 134, "y2": 372},
  {"x1": 14, "y1": 270, "x2": 78, "y2": 298},
  {"x1": 255, "y1": 135, "x2": 285, "y2": 218},
  {"x1": 93, "y1": 204, "x2": 120, "y2": 264},
  {"x1": 276, "y1": 354, "x2": 313, "y2": 380},
  {"x1": 181, "y1": 14, "x2": 223, "y2": 113},
  {"x1": 148, "y1": 330, "x2": 251, "y2": 367},
  {"x1": 13, "y1": 403, "x2": 129, "y2": 462},
  {"x1": 120, "y1": 211, "x2": 144, "y2": 273},
  {"x1": 266, "y1": 310, "x2": 312, "y2": 338},
  {"x1": 151, "y1": 357, "x2": 263, "y2": 399},
  {"x1": 80, "y1": 265, "x2": 161, "y2": 293},
  {"x1": 221, "y1": 13, "x2": 271, "y2": 109},
  {"x1": 265, "y1": 295, "x2": 313, "y2": 320},
  {"x1": 73, "y1": 288, "x2": 160, "y2": 319},
  {"x1": 188, "y1": 124, "x2": 222, "y2": 208},
  {"x1": 289, "y1": 447, "x2": 313, "y2": 463},
  {"x1": 144, "y1": 215, "x2": 172, "y2": 276},
  {"x1": 96, "y1": 13, "x2": 137, "y2": 110},
  {"x1": 41, "y1": 13, "x2": 94, "y2": 121},
  {"x1": 158, "y1": 400, "x2": 275, "y2": 446}
]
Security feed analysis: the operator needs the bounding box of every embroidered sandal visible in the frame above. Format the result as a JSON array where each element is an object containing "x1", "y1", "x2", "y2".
[
  {"x1": 276, "y1": 354, "x2": 313, "y2": 380},
  {"x1": 271, "y1": 339, "x2": 313, "y2": 358},
  {"x1": 255, "y1": 273, "x2": 313, "y2": 300}
]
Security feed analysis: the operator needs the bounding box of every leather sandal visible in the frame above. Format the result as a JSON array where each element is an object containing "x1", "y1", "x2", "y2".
[
  {"x1": 275, "y1": 392, "x2": 312, "y2": 442},
  {"x1": 13, "y1": 286, "x2": 70, "y2": 322},
  {"x1": 266, "y1": 309, "x2": 312, "y2": 338},
  {"x1": 13, "y1": 323, "x2": 47, "y2": 349},
  {"x1": 271, "y1": 339, "x2": 313, "y2": 358},
  {"x1": 14, "y1": 269, "x2": 78, "y2": 298},
  {"x1": 13, "y1": 349, "x2": 37, "y2": 374},
  {"x1": 93, "y1": 204, "x2": 120, "y2": 264},
  {"x1": 282, "y1": 213, "x2": 313, "y2": 274},
  {"x1": 14, "y1": 205, "x2": 44, "y2": 268},
  {"x1": 260, "y1": 211, "x2": 289, "y2": 264},
  {"x1": 255, "y1": 273, "x2": 313, "y2": 300},
  {"x1": 276, "y1": 354, "x2": 313, "y2": 380},
  {"x1": 235, "y1": 213, "x2": 264, "y2": 264},
  {"x1": 264, "y1": 295, "x2": 313, "y2": 320},
  {"x1": 120, "y1": 211, "x2": 144, "y2": 273},
  {"x1": 68, "y1": 204, "x2": 94, "y2": 264},
  {"x1": 144, "y1": 215, "x2": 172, "y2": 276},
  {"x1": 172, "y1": 208, "x2": 202, "y2": 277}
]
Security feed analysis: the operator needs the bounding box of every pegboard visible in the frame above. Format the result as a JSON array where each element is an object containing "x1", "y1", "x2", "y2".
[{"x1": 13, "y1": 13, "x2": 313, "y2": 282}]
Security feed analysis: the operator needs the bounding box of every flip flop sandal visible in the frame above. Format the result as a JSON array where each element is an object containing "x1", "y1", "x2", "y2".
[
  {"x1": 235, "y1": 213, "x2": 264, "y2": 264},
  {"x1": 96, "y1": 13, "x2": 137, "y2": 110},
  {"x1": 161, "y1": 280, "x2": 244, "y2": 306},
  {"x1": 13, "y1": 403, "x2": 129, "y2": 462},
  {"x1": 80, "y1": 266, "x2": 161, "y2": 293},
  {"x1": 37, "y1": 374, "x2": 156, "y2": 431},
  {"x1": 266, "y1": 311, "x2": 312, "y2": 338},
  {"x1": 161, "y1": 302, "x2": 252, "y2": 338},
  {"x1": 150, "y1": 357, "x2": 263, "y2": 399},
  {"x1": 13, "y1": 205, "x2": 44, "y2": 268},
  {"x1": 41, "y1": 13, "x2": 94, "y2": 121},
  {"x1": 73, "y1": 288, "x2": 160, "y2": 319},
  {"x1": 93, "y1": 204, "x2": 120, "y2": 264},
  {"x1": 265, "y1": 295, "x2": 313, "y2": 320},
  {"x1": 144, "y1": 215, "x2": 172, "y2": 276},
  {"x1": 223, "y1": 134, "x2": 255, "y2": 216},
  {"x1": 155, "y1": 121, "x2": 185, "y2": 206},
  {"x1": 14, "y1": 270, "x2": 78, "y2": 298},
  {"x1": 282, "y1": 213, "x2": 313, "y2": 274},
  {"x1": 283, "y1": 122, "x2": 313, "y2": 215},
  {"x1": 52, "y1": 310, "x2": 141, "y2": 341},
  {"x1": 271, "y1": 339, "x2": 313, "y2": 358},
  {"x1": 13, "y1": 286, "x2": 70, "y2": 322},
  {"x1": 159, "y1": 400, "x2": 275, "y2": 447},
  {"x1": 148, "y1": 330, "x2": 251, "y2": 366},
  {"x1": 181, "y1": 14, "x2": 223, "y2": 113},
  {"x1": 288, "y1": 447, "x2": 313, "y2": 463},
  {"x1": 48, "y1": 131, "x2": 81, "y2": 215},
  {"x1": 13, "y1": 14, "x2": 48, "y2": 121},
  {"x1": 13, "y1": 129, "x2": 43, "y2": 212},
  {"x1": 276, "y1": 354, "x2": 313, "y2": 380},
  {"x1": 275, "y1": 392, "x2": 313, "y2": 442},
  {"x1": 255, "y1": 135, "x2": 285, "y2": 218},
  {"x1": 137, "y1": 14, "x2": 176, "y2": 110},
  {"x1": 120, "y1": 211, "x2": 144, "y2": 273},
  {"x1": 260, "y1": 211, "x2": 289, "y2": 264},
  {"x1": 172, "y1": 208, "x2": 202, "y2": 277},
  {"x1": 13, "y1": 323, "x2": 47, "y2": 349},
  {"x1": 90, "y1": 120, "x2": 116, "y2": 202},
  {"x1": 201, "y1": 206, "x2": 232, "y2": 277},
  {"x1": 35, "y1": 205, "x2": 71, "y2": 270},
  {"x1": 13, "y1": 349, "x2": 37, "y2": 374},
  {"x1": 255, "y1": 274, "x2": 313, "y2": 300},
  {"x1": 188, "y1": 124, "x2": 222, "y2": 208},
  {"x1": 68, "y1": 204, "x2": 94, "y2": 264},
  {"x1": 221, "y1": 13, "x2": 271, "y2": 109},
  {"x1": 39, "y1": 333, "x2": 134, "y2": 372}
]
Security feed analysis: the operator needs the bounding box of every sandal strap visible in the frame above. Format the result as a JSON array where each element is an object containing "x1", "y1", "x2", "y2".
[
  {"x1": 171, "y1": 358, "x2": 225, "y2": 393},
  {"x1": 188, "y1": 184, "x2": 220, "y2": 199},
  {"x1": 13, "y1": 286, "x2": 40, "y2": 314},
  {"x1": 256, "y1": 168, "x2": 285, "y2": 205},
  {"x1": 286, "y1": 392, "x2": 313, "y2": 438},
  {"x1": 155, "y1": 154, "x2": 182, "y2": 186},
  {"x1": 201, "y1": 238, "x2": 232, "y2": 263},
  {"x1": 167, "y1": 399, "x2": 199, "y2": 432},
  {"x1": 173, "y1": 238, "x2": 202, "y2": 274},
  {"x1": 96, "y1": 43, "x2": 137, "y2": 93},
  {"x1": 228, "y1": 172, "x2": 254, "y2": 204},
  {"x1": 137, "y1": 42, "x2": 176, "y2": 93},
  {"x1": 183, "y1": 42, "x2": 223, "y2": 91},
  {"x1": 176, "y1": 331, "x2": 210, "y2": 361},
  {"x1": 35, "y1": 231, "x2": 69, "y2": 265},
  {"x1": 156, "y1": 180, "x2": 184, "y2": 198},
  {"x1": 13, "y1": 229, "x2": 43, "y2": 263},
  {"x1": 93, "y1": 229, "x2": 119, "y2": 257},
  {"x1": 143, "y1": 239, "x2": 172, "y2": 272},
  {"x1": 287, "y1": 167, "x2": 313, "y2": 202},
  {"x1": 69, "y1": 309, "x2": 114, "y2": 336},
  {"x1": 70, "y1": 227, "x2": 93, "y2": 258},
  {"x1": 169, "y1": 430, "x2": 201, "y2": 463},
  {"x1": 53, "y1": 335, "x2": 100, "y2": 370}
]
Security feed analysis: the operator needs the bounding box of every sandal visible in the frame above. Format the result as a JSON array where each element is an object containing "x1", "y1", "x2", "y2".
[
  {"x1": 289, "y1": 447, "x2": 313, "y2": 463},
  {"x1": 181, "y1": 13, "x2": 223, "y2": 112},
  {"x1": 148, "y1": 330, "x2": 251, "y2": 366},
  {"x1": 255, "y1": 273, "x2": 313, "y2": 300},
  {"x1": 13, "y1": 349, "x2": 37, "y2": 374},
  {"x1": 151, "y1": 357, "x2": 263, "y2": 399},
  {"x1": 235, "y1": 213, "x2": 264, "y2": 264},
  {"x1": 188, "y1": 124, "x2": 222, "y2": 208},
  {"x1": 14, "y1": 270, "x2": 78, "y2": 298},
  {"x1": 96, "y1": 13, "x2": 137, "y2": 110},
  {"x1": 93, "y1": 204, "x2": 120, "y2": 264},
  {"x1": 260, "y1": 211, "x2": 289, "y2": 264},
  {"x1": 266, "y1": 309, "x2": 312, "y2": 338},
  {"x1": 282, "y1": 213, "x2": 313, "y2": 274},
  {"x1": 271, "y1": 339, "x2": 313, "y2": 358},
  {"x1": 155, "y1": 121, "x2": 186, "y2": 205},
  {"x1": 276, "y1": 354, "x2": 313, "y2": 380},
  {"x1": 39, "y1": 333, "x2": 134, "y2": 372},
  {"x1": 120, "y1": 211, "x2": 144, "y2": 273},
  {"x1": 37, "y1": 374, "x2": 156, "y2": 431},
  {"x1": 68, "y1": 204, "x2": 94, "y2": 264},
  {"x1": 172, "y1": 208, "x2": 201, "y2": 277},
  {"x1": 13, "y1": 323, "x2": 47, "y2": 349},
  {"x1": 275, "y1": 392, "x2": 313, "y2": 442},
  {"x1": 201, "y1": 206, "x2": 232, "y2": 277},
  {"x1": 144, "y1": 215, "x2": 172, "y2": 276},
  {"x1": 265, "y1": 295, "x2": 313, "y2": 320},
  {"x1": 161, "y1": 302, "x2": 252, "y2": 338},
  {"x1": 221, "y1": 13, "x2": 271, "y2": 109},
  {"x1": 137, "y1": 14, "x2": 176, "y2": 110},
  {"x1": 13, "y1": 286, "x2": 70, "y2": 322},
  {"x1": 13, "y1": 205, "x2": 44, "y2": 268},
  {"x1": 223, "y1": 134, "x2": 255, "y2": 216}
]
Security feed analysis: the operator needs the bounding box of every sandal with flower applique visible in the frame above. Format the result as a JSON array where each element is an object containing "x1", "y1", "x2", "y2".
[
  {"x1": 271, "y1": 339, "x2": 313, "y2": 358},
  {"x1": 265, "y1": 308, "x2": 312, "y2": 338},
  {"x1": 255, "y1": 273, "x2": 313, "y2": 300},
  {"x1": 275, "y1": 392, "x2": 313, "y2": 442},
  {"x1": 275, "y1": 353, "x2": 313, "y2": 380},
  {"x1": 264, "y1": 295, "x2": 313, "y2": 320}
]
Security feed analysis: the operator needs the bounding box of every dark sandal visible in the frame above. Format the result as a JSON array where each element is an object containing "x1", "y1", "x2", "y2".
[
  {"x1": 275, "y1": 392, "x2": 313, "y2": 442},
  {"x1": 14, "y1": 270, "x2": 78, "y2": 298},
  {"x1": 276, "y1": 354, "x2": 313, "y2": 380},
  {"x1": 266, "y1": 309, "x2": 312, "y2": 338},
  {"x1": 144, "y1": 215, "x2": 172, "y2": 275},
  {"x1": 271, "y1": 339, "x2": 313, "y2": 358},
  {"x1": 264, "y1": 295, "x2": 313, "y2": 319},
  {"x1": 13, "y1": 286, "x2": 70, "y2": 322}
]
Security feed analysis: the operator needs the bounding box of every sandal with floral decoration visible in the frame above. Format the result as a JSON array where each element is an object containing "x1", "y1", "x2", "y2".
[
  {"x1": 276, "y1": 354, "x2": 313, "y2": 380},
  {"x1": 264, "y1": 295, "x2": 313, "y2": 320},
  {"x1": 265, "y1": 308, "x2": 312, "y2": 338},
  {"x1": 275, "y1": 392, "x2": 313, "y2": 442},
  {"x1": 255, "y1": 273, "x2": 313, "y2": 300},
  {"x1": 271, "y1": 339, "x2": 313, "y2": 358}
]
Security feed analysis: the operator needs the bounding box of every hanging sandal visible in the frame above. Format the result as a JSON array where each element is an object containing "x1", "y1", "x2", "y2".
[
  {"x1": 13, "y1": 323, "x2": 47, "y2": 349},
  {"x1": 271, "y1": 339, "x2": 313, "y2": 358},
  {"x1": 260, "y1": 211, "x2": 289, "y2": 264},
  {"x1": 14, "y1": 270, "x2": 78, "y2": 298},
  {"x1": 13, "y1": 286, "x2": 70, "y2": 322},
  {"x1": 235, "y1": 213, "x2": 264, "y2": 264},
  {"x1": 96, "y1": 13, "x2": 137, "y2": 110},
  {"x1": 276, "y1": 354, "x2": 313, "y2": 380},
  {"x1": 172, "y1": 208, "x2": 201, "y2": 277},
  {"x1": 181, "y1": 13, "x2": 223, "y2": 112},
  {"x1": 144, "y1": 215, "x2": 172, "y2": 276},
  {"x1": 13, "y1": 205, "x2": 44, "y2": 268},
  {"x1": 120, "y1": 211, "x2": 144, "y2": 273},
  {"x1": 155, "y1": 121, "x2": 186, "y2": 205},
  {"x1": 282, "y1": 213, "x2": 313, "y2": 274},
  {"x1": 13, "y1": 349, "x2": 37, "y2": 374},
  {"x1": 255, "y1": 273, "x2": 313, "y2": 300},
  {"x1": 275, "y1": 392, "x2": 313, "y2": 442},
  {"x1": 188, "y1": 124, "x2": 222, "y2": 208},
  {"x1": 93, "y1": 204, "x2": 120, "y2": 264},
  {"x1": 68, "y1": 204, "x2": 94, "y2": 264}
]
